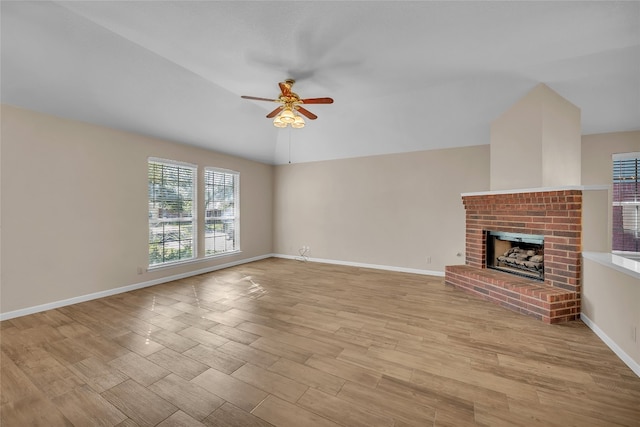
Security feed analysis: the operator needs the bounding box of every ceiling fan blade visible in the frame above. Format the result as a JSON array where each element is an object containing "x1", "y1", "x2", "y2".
[
  {"x1": 241, "y1": 95, "x2": 278, "y2": 102},
  {"x1": 300, "y1": 97, "x2": 334, "y2": 104},
  {"x1": 279, "y1": 81, "x2": 292, "y2": 96},
  {"x1": 266, "y1": 106, "x2": 284, "y2": 118},
  {"x1": 296, "y1": 106, "x2": 317, "y2": 120}
]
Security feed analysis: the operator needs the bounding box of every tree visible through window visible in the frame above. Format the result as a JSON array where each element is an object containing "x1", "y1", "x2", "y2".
[
  {"x1": 613, "y1": 153, "x2": 639, "y2": 254},
  {"x1": 148, "y1": 159, "x2": 196, "y2": 266},
  {"x1": 205, "y1": 168, "x2": 239, "y2": 256}
]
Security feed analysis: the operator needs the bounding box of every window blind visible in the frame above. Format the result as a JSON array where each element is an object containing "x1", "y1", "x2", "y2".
[
  {"x1": 148, "y1": 159, "x2": 196, "y2": 266},
  {"x1": 204, "y1": 168, "x2": 239, "y2": 256}
]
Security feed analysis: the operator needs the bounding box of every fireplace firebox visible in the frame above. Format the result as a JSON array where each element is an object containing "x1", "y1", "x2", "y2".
[{"x1": 486, "y1": 231, "x2": 544, "y2": 281}]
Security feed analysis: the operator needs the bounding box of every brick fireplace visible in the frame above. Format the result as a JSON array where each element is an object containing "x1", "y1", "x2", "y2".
[{"x1": 445, "y1": 189, "x2": 582, "y2": 324}]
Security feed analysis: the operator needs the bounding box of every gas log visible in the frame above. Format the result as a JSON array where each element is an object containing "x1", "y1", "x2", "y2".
[{"x1": 497, "y1": 247, "x2": 543, "y2": 272}]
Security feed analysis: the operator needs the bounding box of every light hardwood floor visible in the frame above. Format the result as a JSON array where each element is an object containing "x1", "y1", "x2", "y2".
[{"x1": 1, "y1": 258, "x2": 639, "y2": 426}]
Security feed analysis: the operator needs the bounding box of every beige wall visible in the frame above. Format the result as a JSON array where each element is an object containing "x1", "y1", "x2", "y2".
[
  {"x1": 582, "y1": 189, "x2": 611, "y2": 252},
  {"x1": 490, "y1": 89, "x2": 543, "y2": 190},
  {"x1": 491, "y1": 84, "x2": 581, "y2": 190},
  {"x1": 273, "y1": 145, "x2": 490, "y2": 272},
  {"x1": 1, "y1": 105, "x2": 273, "y2": 314},
  {"x1": 581, "y1": 131, "x2": 640, "y2": 185},
  {"x1": 582, "y1": 258, "x2": 640, "y2": 370},
  {"x1": 541, "y1": 87, "x2": 581, "y2": 187}
]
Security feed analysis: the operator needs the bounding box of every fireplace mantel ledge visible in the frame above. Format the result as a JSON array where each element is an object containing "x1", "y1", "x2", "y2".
[
  {"x1": 583, "y1": 252, "x2": 640, "y2": 280},
  {"x1": 462, "y1": 185, "x2": 609, "y2": 197}
]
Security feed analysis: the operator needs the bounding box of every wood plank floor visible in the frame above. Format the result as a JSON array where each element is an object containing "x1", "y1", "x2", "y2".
[{"x1": 2, "y1": 258, "x2": 639, "y2": 426}]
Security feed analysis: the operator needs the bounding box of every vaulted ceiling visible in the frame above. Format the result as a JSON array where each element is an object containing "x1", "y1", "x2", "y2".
[{"x1": 2, "y1": 1, "x2": 638, "y2": 165}]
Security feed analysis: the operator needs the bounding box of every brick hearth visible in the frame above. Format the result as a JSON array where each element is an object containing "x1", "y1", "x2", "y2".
[{"x1": 445, "y1": 189, "x2": 582, "y2": 323}]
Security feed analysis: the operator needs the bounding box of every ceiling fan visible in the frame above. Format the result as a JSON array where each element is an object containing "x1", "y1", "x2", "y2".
[{"x1": 241, "y1": 79, "x2": 333, "y2": 128}]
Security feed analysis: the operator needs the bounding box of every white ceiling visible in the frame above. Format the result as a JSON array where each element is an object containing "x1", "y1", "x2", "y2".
[{"x1": 2, "y1": 1, "x2": 639, "y2": 165}]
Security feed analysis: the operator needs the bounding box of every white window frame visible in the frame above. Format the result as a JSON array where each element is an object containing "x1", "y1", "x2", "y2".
[
  {"x1": 204, "y1": 167, "x2": 240, "y2": 257},
  {"x1": 148, "y1": 158, "x2": 197, "y2": 268}
]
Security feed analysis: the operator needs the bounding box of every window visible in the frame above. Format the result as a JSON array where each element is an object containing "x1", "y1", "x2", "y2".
[
  {"x1": 204, "y1": 168, "x2": 239, "y2": 256},
  {"x1": 613, "y1": 152, "x2": 639, "y2": 254},
  {"x1": 148, "y1": 159, "x2": 196, "y2": 267}
]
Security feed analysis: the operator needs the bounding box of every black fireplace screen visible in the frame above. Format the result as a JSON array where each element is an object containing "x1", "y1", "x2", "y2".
[{"x1": 486, "y1": 231, "x2": 544, "y2": 280}]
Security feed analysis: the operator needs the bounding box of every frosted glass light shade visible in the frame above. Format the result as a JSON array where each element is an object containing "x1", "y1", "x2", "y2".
[
  {"x1": 280, "y1": 107, "x2": 295, "y2": 123},
  {"x1": 291, "y1": 115, "x2": 305, "y2": 128},
  {"x1": 273, "y1": 116, "x2": 287, "y2": 127}
]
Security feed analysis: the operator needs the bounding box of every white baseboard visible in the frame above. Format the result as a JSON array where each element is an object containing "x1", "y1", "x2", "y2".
[
  {"x1": 580, "y1": 313, "x2": 640, "y2": 378},
  {"x1": 0, "y1": 254, "x2": 274, "y2": 321},
  {"x1": 272, "y1": 253, "x2": 445, "y2": 277}
]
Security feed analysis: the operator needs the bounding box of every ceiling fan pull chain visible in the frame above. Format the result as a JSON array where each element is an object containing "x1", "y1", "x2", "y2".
[{"x1": 289, "y1": 127, "x2": 292, "y2": 164}]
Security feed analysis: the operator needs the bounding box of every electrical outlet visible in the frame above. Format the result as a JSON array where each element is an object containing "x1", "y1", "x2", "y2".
[
  {"x1": 137, "y1": 266, "x2": 145, "y2": 275},
  {"x1": 633, "y1": 326, "x2": 637, "y2": 343},
  {"x1": 426, "y1": 256, "x2": 431, "y2": 264}
]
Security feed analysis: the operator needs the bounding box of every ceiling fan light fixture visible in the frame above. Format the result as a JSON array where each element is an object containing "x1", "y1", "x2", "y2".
[
  {"x1": 291, "y1": 115, "x2": 305, "y2": 128},
  {"x1": 280, "y1": 107, "x2": 295, "y2": 123},
  {"x1": 243, "y1": 80, "x2": 333, "y2": 129}
]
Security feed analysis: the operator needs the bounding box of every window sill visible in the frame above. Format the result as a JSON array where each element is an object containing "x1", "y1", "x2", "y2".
[
  {"x1": 582, "y1": 251, "x2": 640, "y2": 280},
  {"x1": 204, "y1": 250, "x2": 242, "y2": 260}
]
